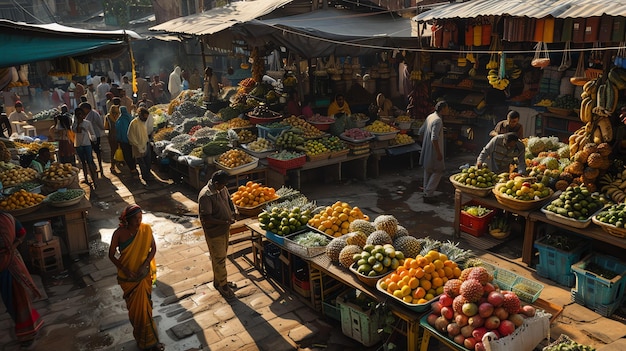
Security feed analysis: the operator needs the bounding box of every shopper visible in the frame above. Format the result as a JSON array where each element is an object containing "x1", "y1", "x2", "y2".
[
  {"x1": 418, "y1": 100, "x2": 447, "y2": 204},
  {"x1": 285, "y1": 90, "x2": 302, "y2": 117},
  {"x1": 29, "y1": 147, "x2": 52, "y2": 173},
  {"x1": 106, "y1": 105, "x2": 123, "y2": 174},
  {"x1": 108, "y1": 204, "x2": 162, "y2": 351},
  {"x1": 49, "y1": 105, "x2": 76, "y2": 165},
  {"x1": 8, "y1": 101, "x2": 30, "y2": 134},
  {"x1": 150, "y1": 76, "x2": 166, "y2": 104},
  {"x1": 0, "y1": 211, "x2": 44, "y2": 349},
  {"x1": 128, "y1": 107, "x2": 154, "y2": 184},
  {"x1": 490, "y1": 110, "x2": 524, "y2": 139},
  {"x1": 202, "y1": 67, "x2": 220, "y2": 104},
  {"x1": 116, "y1": 106, "x2": 138, "y2": 178},
  {"x1": 96, "y1": 76, "x2": 111, "y2": 114},
  {"x1": 198, "y1": 170, "x2": 238, "y2": 300},
  {"x1": 327, "y1": 93, "x2": 351, "y2": 116},
  {"x1": 168, "y1": 66, "x2": 182, "y2": 100},
  {"x1": 81, "y1": 102, "x2": 105, "y2": 176},
  {"x1": 477, "y1": 132, "x2": 527, "y2": 174},
  {"x1": 72, "y1": 107, "x2": 98, "y2": 187}
]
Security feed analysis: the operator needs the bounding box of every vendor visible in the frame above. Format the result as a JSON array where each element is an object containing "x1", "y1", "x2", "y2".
[
  {"x1": 376, "y1": 93, "x2": 402, "y2": 118},
  {"x1": 476, "y1": 132, "x2": 526, "y2": 174},
  {"x1": 489, "y1": 110, "x2": 523, "y2": 139},
  {"x1": 8, "y1": 101, "x2": 31, "y2": 134},
  {"x1": 29, "y1": 147, "x2": 52, "y2": 173},
  {"x1": 327, "y1": 93, "x2": 351, "y2": 116},
  {"x1": 285, "y1": 91, "x2": 302, "y2": 117}
]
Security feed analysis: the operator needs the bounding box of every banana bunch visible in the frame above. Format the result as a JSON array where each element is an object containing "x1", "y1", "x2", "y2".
[
  {"x1": 608, "y1": 66, "x2": 626, "y2": 90},
  {"x1": 509, "y1": 67, "x2": 522, "y2": 79},
  {"x1": 535, "y1": 98, "x2": 553, "y2": 107},
  {"x1": 486, "y1": 59, "x2": 498, "y2": 70},
  {"x1": 410, "y1": 70, "x2": 422, "y2": 81},
  {"x1": 487, "y1": 70, "x2": 509, "y2": 90},
  {"x1": 599, "y1": 169, "x2": 626, "y2": 203}
]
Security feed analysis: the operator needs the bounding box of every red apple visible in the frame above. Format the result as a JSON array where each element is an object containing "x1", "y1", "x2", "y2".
[
  {"x1": 508, "y1": 313, "x2": 525, "y2": 327},
  {"x1": 484, "y1": 315, "x2": 501, "y2": 330},
  {"x1": 427, "y1": 313, "x2": 439, "y2": 327},
  {"x1": 468, "y1": 315, "x2": 484, "y2": 328},
  {"x1": 439, "y1": 294, "x2": 454, "y2": 307},
  {"x1": 431, "y1": 301, "x2": 443, "y2": 315},
  {"x1": 441, "y1": 306, "x2": 454, "y2": 320},
  {"x1": 464, "y1": 337, "x2": 477, "y2": 349},
  {"x1": 483, "y1": 282, "x2": 496, "y2": 294},
  {"x1": 478, "y1": 302, "x2": 494, "y2": 318},
  {"x1": 521, "y1": 305, "x2": 536, "y2": 317},
  {"x1": 494, "y1": 306, "x2": 509, "y2": 321},
  {"x1": 475, "y1": 341, "x2": 486, "y2": 351},
  {"x1": 447, "y1": 322, "x2": 461, "y2": 337},
  {"x1": 498, "y1": 320, "x2": 516, "y2": 336},
  {"x1": 487, "y1": 291, "x2": 504, "y2": 307},
  {"x1": 472, "y1": 326, "x2": 487, "y2": 341},
  {"x1": 455, "y1": 313, "x2": 469, "y2": 327}
]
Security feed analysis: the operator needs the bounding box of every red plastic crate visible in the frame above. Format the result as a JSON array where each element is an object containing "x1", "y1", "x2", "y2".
[
  {"x1": 267, "y1": 154, "x2": 306, "y2": 174},
  {"x1": 460, "y1": 200, "x2": 497, "y2": 237}
]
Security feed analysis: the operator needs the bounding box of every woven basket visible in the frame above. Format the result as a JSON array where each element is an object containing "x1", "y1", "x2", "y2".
[
  {"x1": 449, "y1": 174, "x2": 494, "y2": 197},
  {"x1": 493, "y1": 184, "x2": 553, "y2": 211},
  {"x1": 40, "y1": 173, "x2": 78, "y2": 191},
  {"x1": 307, "y1": 152, "x2": 331, "y2": 162},
  {"x1": 592, "y1": 216, "x2": 626, "y2": 238},
  {"x1": 349, "y1": 263, "x2": 392, "y2": 287},
  {"x1": 7, "y1": 202, "x2": 43, "y2": 217}
]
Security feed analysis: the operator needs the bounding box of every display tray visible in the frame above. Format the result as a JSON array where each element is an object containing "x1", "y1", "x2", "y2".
[
  {"x1": 214, "y1": 157, "x2": 259, "y2": 175},
  {"x1": 349, "y1": 263, "x2": 392, "y2": 287},
  {"x1": 591, "y1": 216, "x2": 626, "y2": 238},
  {"x1": 371, "y1": 131, "x2": 399, "y2": 141},
  {"x1": 387, "y1": 141, "x2": 415, "y2": 148},
  {"x1": 240, "y1": 144, "x2": 275, "y2": 159},
  {"x1": 45, "y1": 189, "x2": 86, "y2": 208},
  {"x1": 540, "y1": 201, "x2": 603, "y2": 229},
  {"x1": 493, "y1": 184, "x2": 553, "y2": 211},
  {"x1": 307, "y1": 152, "x2": 331, "y2": 162},
  {"x1": 449, "y1": 174, "x2": 494, "y2": 197},
  {"x1": 247, "y1": 112, "x2": 283, "y2": 125},
  {"x1": 329, "y1": 149, "x2": 350, "y2": 158},
  {"x1": 376, "y1": 279, "x2": 438, "y2": 312},
  {"x1": 547, "y1": 107, "x2": 574, "y2": 116},
  {"x1": 235, "y1": 196, "x2": 280, "y2": 217},
  {"x1": 5, "y1": 202, "x2": 43, "y2": 216},
  {"x1": 283, "y1": 231, "x2": 333, "y2": 258},
  {"x1": 266, "y1": 154, "x2": 306, "y2": 170},
  {"x1": 339, "y1": 133, "x2": 375, "y2": 143}
]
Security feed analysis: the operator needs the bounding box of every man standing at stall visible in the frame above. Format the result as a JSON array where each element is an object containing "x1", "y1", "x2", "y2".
[
  {"x1": 477, "y1": 132, "x2": 526, "y2": 174},
  {"x1": 418, "y1": 101, "x2": 447, "y2": 204},
  {"x1": 489, "y1": 110, "x2": 524, "y2": 139},
  {"x1": 127, "y1": 107, "x2": 154, "y2": 184},
  {"x1": 96, "y1": 76, "x2": 110, "y2": 114},
  {"x1": 81, "y1": 102, "x2": 105, "y2": 177},
  {"x1": 198, "y1": 170, "x2": 237, "y2": 300}
]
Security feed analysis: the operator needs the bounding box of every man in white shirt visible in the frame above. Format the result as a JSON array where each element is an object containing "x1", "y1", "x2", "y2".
[
  {"x1": 120, "y1": 75, "x2": 133, "y2": 99},
  {"x1": 96, "y1": 76, "x2": 111, "y2": 114},
  {"x1": 81, "y1": 102, "x2": 106, "y2": 176},
  {"x1": 8, "y1": 101, "x2": 30, "y2": 135},
  {"x1": 72, "y1": 107, "x2": 98, "y2": 187},
  {"x1": 128, "y1": 107, "x2": 155, "y2": 184}
]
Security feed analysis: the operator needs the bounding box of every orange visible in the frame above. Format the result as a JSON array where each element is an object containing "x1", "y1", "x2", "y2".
[
  {"x1": 379, "y1": 281, "x2": 388, "y2": 290},
  {"x1": 453, "y1": 267, "x2": 462, "y2": 278},
  {"x1": 414, "y1": 267, "x2": 425, "y2": 279},
  {"x1": 417, "y1": 298, "x2": 428, "y2": 304},
  {"x1": 420, "y1": 279, "x2": 432, "y2": 291},
  {"x1": 416, "y1": 256, "x2": 429, "y2": 267},
  {"x1": 403, "y1": 296, "x2": 413, "y2": 304},
  {"x1": 389, "y1": 273, "x2": 400, "y2": 283},
  {"x1": 443, "y1": 267, "x2": 453, "y2": 278},
  {"x1": 408, "y1": 277, "x2": 419, "y2": 289},
  {"x1": 432, "y1": 277, "x2": 443, "y2": 288},
  {"x1": 436, "y1": 268, "x2": 446, "y2": 278},
  {"x1": 433, "y1": 259, "x2": 444, "y2": 270},
  {"x1": 401, "y1": 285, "x2": 411, "y2": 297},
  {"x1": 423, "y1": 263, "x2": 435, "y2": 274},
  {"x1": 409, "y1": 258, "x2": 419, "y2": 270},
  {"x1": 412, "y1": 287, "x2": 426, "y2": 299},
  {"x1": 393, "y1": 290, "x2": 404, "y2": 299},
  {"x1": 387, "y1": 281, "x2": 399, "y2": 292},
  {"x1": 404, "y1": 258, "x2": 413, "y2": 269}
]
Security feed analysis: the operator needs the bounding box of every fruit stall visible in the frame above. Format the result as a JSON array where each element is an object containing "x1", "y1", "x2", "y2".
[{"x1": 0, "y1": 140, "x2": 92, "y2": 260}]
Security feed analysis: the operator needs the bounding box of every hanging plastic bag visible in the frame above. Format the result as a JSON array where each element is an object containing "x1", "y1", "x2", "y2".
[
  {"x1": 531, "y1": 42, "x2": 551, "y2": 68},
  {"x1": 558, "y1": 41, "x2": 572, "y2": 71},
  {"x1": 114, "y1": 146, "x2": 124, "y2": 162},
  {"x1": 614, "y1": 42, "x2": 626, "y2": 68}
]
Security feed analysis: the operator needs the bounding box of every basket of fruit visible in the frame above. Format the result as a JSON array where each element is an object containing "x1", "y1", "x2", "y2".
[
  {"x1": 449, "y1": 168, "x2": 496, "y2": 197},
  {"x1": 541, "y1": 186, "x2": 605, "y2": 229},
  {"x1": 592, "y1": 203, "x2": 626, "y2": 238},
  {"x1": 349, "y1": 262, "x2": 392, "y2": 287},
  {"x1": 241, "y1": 138, "x2": 275, "y2": 159},
  {"x1": 546, "y1": 107, "x2": 574, "y2": 116},
  {"x1": 0, "y1": 167, "x2": 38, "y2": 187},
  {"x1": 340, "y1": 128, "x2": 374, "y2": 143},
  {"x1": 247, "y1": 106, "x2": 283, "y2": 124},
  {"x1": 307, "y1": 115, "x2": 335, "y2": 131},
  {"x1": 364, "y1": 120, "x2": 399, "y2": 140},
  {"x1": 284, "y1": 231, "x2": 332, "y2": 258},
  {"x1": 39, "y1": 163, "x2": 79, "y2": 190},
  {"x1": 231, "y1": 181, "x2": 279, "y2": 216},
  {"x1": 266, "y1": 150, "x2": 307, "y2": 172},
  {"x1": 45, "y1": 188, "x2": 86, "y2": 208},
  {"x1": 376, "y1": 280, "x2": 438, "y2": 312},
  {"x1": 395, "y1": 115, "x2": 414, "y2": 130},
  {"x1": 0, "y1": 189, "x2": 46, "y2": 216},
  {"x1": 493, "y1": 181, "x2": 553, "y2": 211},
  {"x1": 215, "y1": 149, "x2": 259, "y2": 175}
]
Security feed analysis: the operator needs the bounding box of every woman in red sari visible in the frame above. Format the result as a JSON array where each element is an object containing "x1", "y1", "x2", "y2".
[
  {"x1": 0, "y1": 211, "x2": 44, "y2": 348},
  {"x1": 108, "y1": 204, "x2": 162, "y2": 351}
]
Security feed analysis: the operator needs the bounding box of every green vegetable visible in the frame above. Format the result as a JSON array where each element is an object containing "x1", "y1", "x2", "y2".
[
  {"x1": 291, "y1": 231, "x2": 330, "y2": 247},
  {"x1": 48, "y1": 189, "x2": 84, "y2": 202},
  {"x1": 463, "y1": 205, "x2": 492, "y2": 217}
]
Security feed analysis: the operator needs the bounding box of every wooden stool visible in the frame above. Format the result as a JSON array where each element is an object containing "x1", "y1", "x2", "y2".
[
  {"x1": 29, "y1": 237, "x2": 63, "y2": 273},
  {"x1": 22, "y1": 125, "x2": 37, "y2": 137}
]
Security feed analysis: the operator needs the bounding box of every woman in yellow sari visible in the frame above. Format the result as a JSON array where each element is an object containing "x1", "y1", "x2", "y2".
[{"x1": 108, "y1": 204, "x2": 162, "y2": 351}]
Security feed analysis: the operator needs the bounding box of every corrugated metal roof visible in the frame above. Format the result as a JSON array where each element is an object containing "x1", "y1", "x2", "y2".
[
  {"x1": 414, "y1": 0, "x2": 626, "y2": 22},
  {"x1": 149, "y1": 0, "x2": 293, "y2": 35}
]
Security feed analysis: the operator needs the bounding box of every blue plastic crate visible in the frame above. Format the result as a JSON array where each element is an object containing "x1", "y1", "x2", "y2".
[
  {"x1": 571, "y1": 253, "x2": 626, "y2": 308},
  {"x1": 257, "y1": 124, "x2": 290, "y2": 139},
  {"x1": 265, "y1": 230, "x2": 285, "y2": 246},
  {"x1": 534, "y1": 236, "x2": 589, "y2": 287},
  {"x1": 571, "y1": 289, "x2": 624, "y2": 317}
]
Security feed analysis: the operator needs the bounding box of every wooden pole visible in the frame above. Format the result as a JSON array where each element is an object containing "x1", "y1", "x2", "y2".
[{"x1": 200, "y1": 36, "x2": 207, "y2": 69}]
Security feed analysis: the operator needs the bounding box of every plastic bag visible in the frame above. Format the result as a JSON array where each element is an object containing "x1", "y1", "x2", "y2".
[{"x1": 114, "y1": 146, "x2": 124, "y2": 162}]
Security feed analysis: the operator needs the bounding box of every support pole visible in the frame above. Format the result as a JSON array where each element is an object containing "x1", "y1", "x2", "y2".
[{"x1": 200, "y1": 36, "x2": 207, "y2": 69}]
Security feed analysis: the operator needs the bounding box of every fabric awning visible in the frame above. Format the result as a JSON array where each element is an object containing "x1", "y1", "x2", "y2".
[
  {"x1": 231, "y1": 8, "x2": 428, "y2": 58},
  {"x1": 0, "y1": 19, "x2": 141, "y2": 68},
  {"x1": 414, "y1": 0, "x2": 626, "y2": 22},
  {"x1": 149, "y1": 0, "x2": 293, "y2": 35}
]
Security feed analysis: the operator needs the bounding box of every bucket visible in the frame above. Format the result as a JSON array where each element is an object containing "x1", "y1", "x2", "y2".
[{"x1": 33, "y1": 221, "x2": 53, "y2": 243}]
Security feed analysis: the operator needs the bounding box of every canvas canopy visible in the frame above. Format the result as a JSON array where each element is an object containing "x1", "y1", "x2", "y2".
[
  {"x1": 0, "y1": 19, "x2": 141, "y2": 68},
  {"x1": 231, "y1": 8, "x2": 427, "y2": 58}
]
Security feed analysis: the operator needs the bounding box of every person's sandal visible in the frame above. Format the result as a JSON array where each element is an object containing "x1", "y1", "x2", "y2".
[{"x1": 217, "y1": 284, "x2": 236, "y2": 300}]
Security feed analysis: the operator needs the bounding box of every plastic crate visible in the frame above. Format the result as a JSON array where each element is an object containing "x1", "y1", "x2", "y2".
[
  {"x1": 265, "y1": 230, "x2": 285, "y2": 246},
  {"x1": 494, "y1": 268, "x2": 518, "y2": 291},
  {"x1": 534, "y1": 236, "x2": 589, "y2": 287},
  {"x1": 257, "y1": 124, "x2": 291, "y2": 139},
  {"x1": 337, "y1": 290, "x2": 381, "y2": 347},
  {"x1": 460, "y1": 201, "x2": 497, "y2": 237},
  {"x1": 263, "y1": 241, "x2": 287, "y2": 284},
  {"x1": 571, "y1": 253, "x2": 626, "y2": 313},
  {"x1": 511, "y1": 277, "x2": 544, "y2": 303}
]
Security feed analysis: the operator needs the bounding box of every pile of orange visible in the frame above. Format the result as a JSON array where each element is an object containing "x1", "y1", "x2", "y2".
[
  {"x1": 231, "y1": 181, "x2": 278, "y2": 208},
  {"x1": 308, "y1": 201, "x2": 369, "y2": 237},
  {"x1": 217, "y1": 149, "x2": 254, "y2": 168},
  {"x1": 0, "y1": 189, "x2": 45, "y2": 211},
  {"x1": 379, "y1": 250, "x2": 462, "y2": 305}
]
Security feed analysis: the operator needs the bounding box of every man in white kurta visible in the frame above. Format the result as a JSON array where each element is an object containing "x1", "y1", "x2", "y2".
[
  {"x1": 418, "y1": 101, "x2": 447, "y2": 203},
  {"x1": 127, "y1": 107, "x2": 154, "y2": 183}
]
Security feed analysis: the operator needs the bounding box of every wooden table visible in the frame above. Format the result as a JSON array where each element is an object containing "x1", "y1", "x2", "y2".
[
  {"x1": 247, "y1": 221, "x2": 423, "y2": 350},
  {"x1": 16, "y1": 197, "x2": 91, "y2": 257}
]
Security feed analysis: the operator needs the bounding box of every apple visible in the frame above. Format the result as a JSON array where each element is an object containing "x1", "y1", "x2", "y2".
[
  {"x1": 472, "y1": 326, "x2": 487, "y2": 341},
  {"x1": 439, "y1": 294, "x2": 454, "y2": 307},
  {"x1": 431, "y1": 301, "x2": 443, "y2": 315},
  {"x1": 478, "y1": 302, "x2": 494, "y2": 318},
  {"x1": 475, "y1": 341, "x2": 486, "y2": 351},
  {"x1": 427, "y1": 313, "x2": 439, "y2": 327},
  {"x1": 521, "y1": 305, "x2": 536, "y2": 317},
  {"x1": 487, "y1": 291, "x2": 504, "y2": 307},
  {"x1": 455, "y1": 313, "x2": 468, "y2": 327},
  {"x1": 464, "y1": 337, "x2": 477, "y2": 349},
  {"x1": 498, "y1": 320, "x2": 516, "y2": 336},
  {"x1": 461, "y1": 325, "x2": 475, "y2": 338},
  {"x1": 469, "y1": 315, "x2": 484, "y2": 328},
  {"x1": 447, "y1": 322, "x2": 461, "y2": 337},
  {"x1": 441, "y1": 306, "x2": 454, "y2": 320},
  {"x1": 508, "y1": 313, "x2": 525, "y2": 327},
  {"x1": 494, "y1": 306, "x2": 509, "y2": 321},
  {"x1": 483, "y1": 282, "x2": 496, "y2": 294},
  {"x1": 462, "y1": 302, "x2": 478, "y2": 317},
  {"x1": 435, "y1": 316, "x2": 449, "y2": 333},
  {"x1": 484, "y1": 315, "x2": 501, "y2": 330},
  {"x1": 453, "y1": 334, "x2": 465, "y2": 345}
]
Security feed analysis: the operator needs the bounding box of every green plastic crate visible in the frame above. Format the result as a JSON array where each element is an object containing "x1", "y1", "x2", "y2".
[{"x1": 336, "y1": 290, "x2": 381, "y2": 347}]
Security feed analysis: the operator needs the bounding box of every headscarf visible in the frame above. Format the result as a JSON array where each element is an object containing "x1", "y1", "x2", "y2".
[{"x1": 119, "y1": 204, "x2": 142, "y2": 227}]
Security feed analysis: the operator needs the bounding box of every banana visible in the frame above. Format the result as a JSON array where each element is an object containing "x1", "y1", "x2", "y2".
[
  {"x1": 608, "y1": 80, "x2": 619, "y2": 113},
  {"x1": 597, "y1": 116, "x2": 613, "y2": 142},
  {"x1": 606, "y1": 186, "x2": 619, "y2": 196},
  {"x1": 581, "y1": 97, "x2": 593, "y2": 123},
  {"x1": 583, "y1": 79, "x2": 596, "y2": 93},
  {"x1": 622, "y1": 169, "x2": 626, "y2": 179},
  {"x1": 612, "y1": 180, "x2": 623, "y2": 187},
  {"x1": 620, "y1": 181, "x2": 626, "y2": 190},
  {"x1": 608, "y1": 67, "x2": 626, "y2": 90},
  {"x1": 593, "y1": 126, "x2": 603, "y2": 144},
  {"x1": 615, "y1": 192, "x2": 626, "y2": 203},
  {"x1": 597, "y1": 84, "x2": 606, "y2": 109}
]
